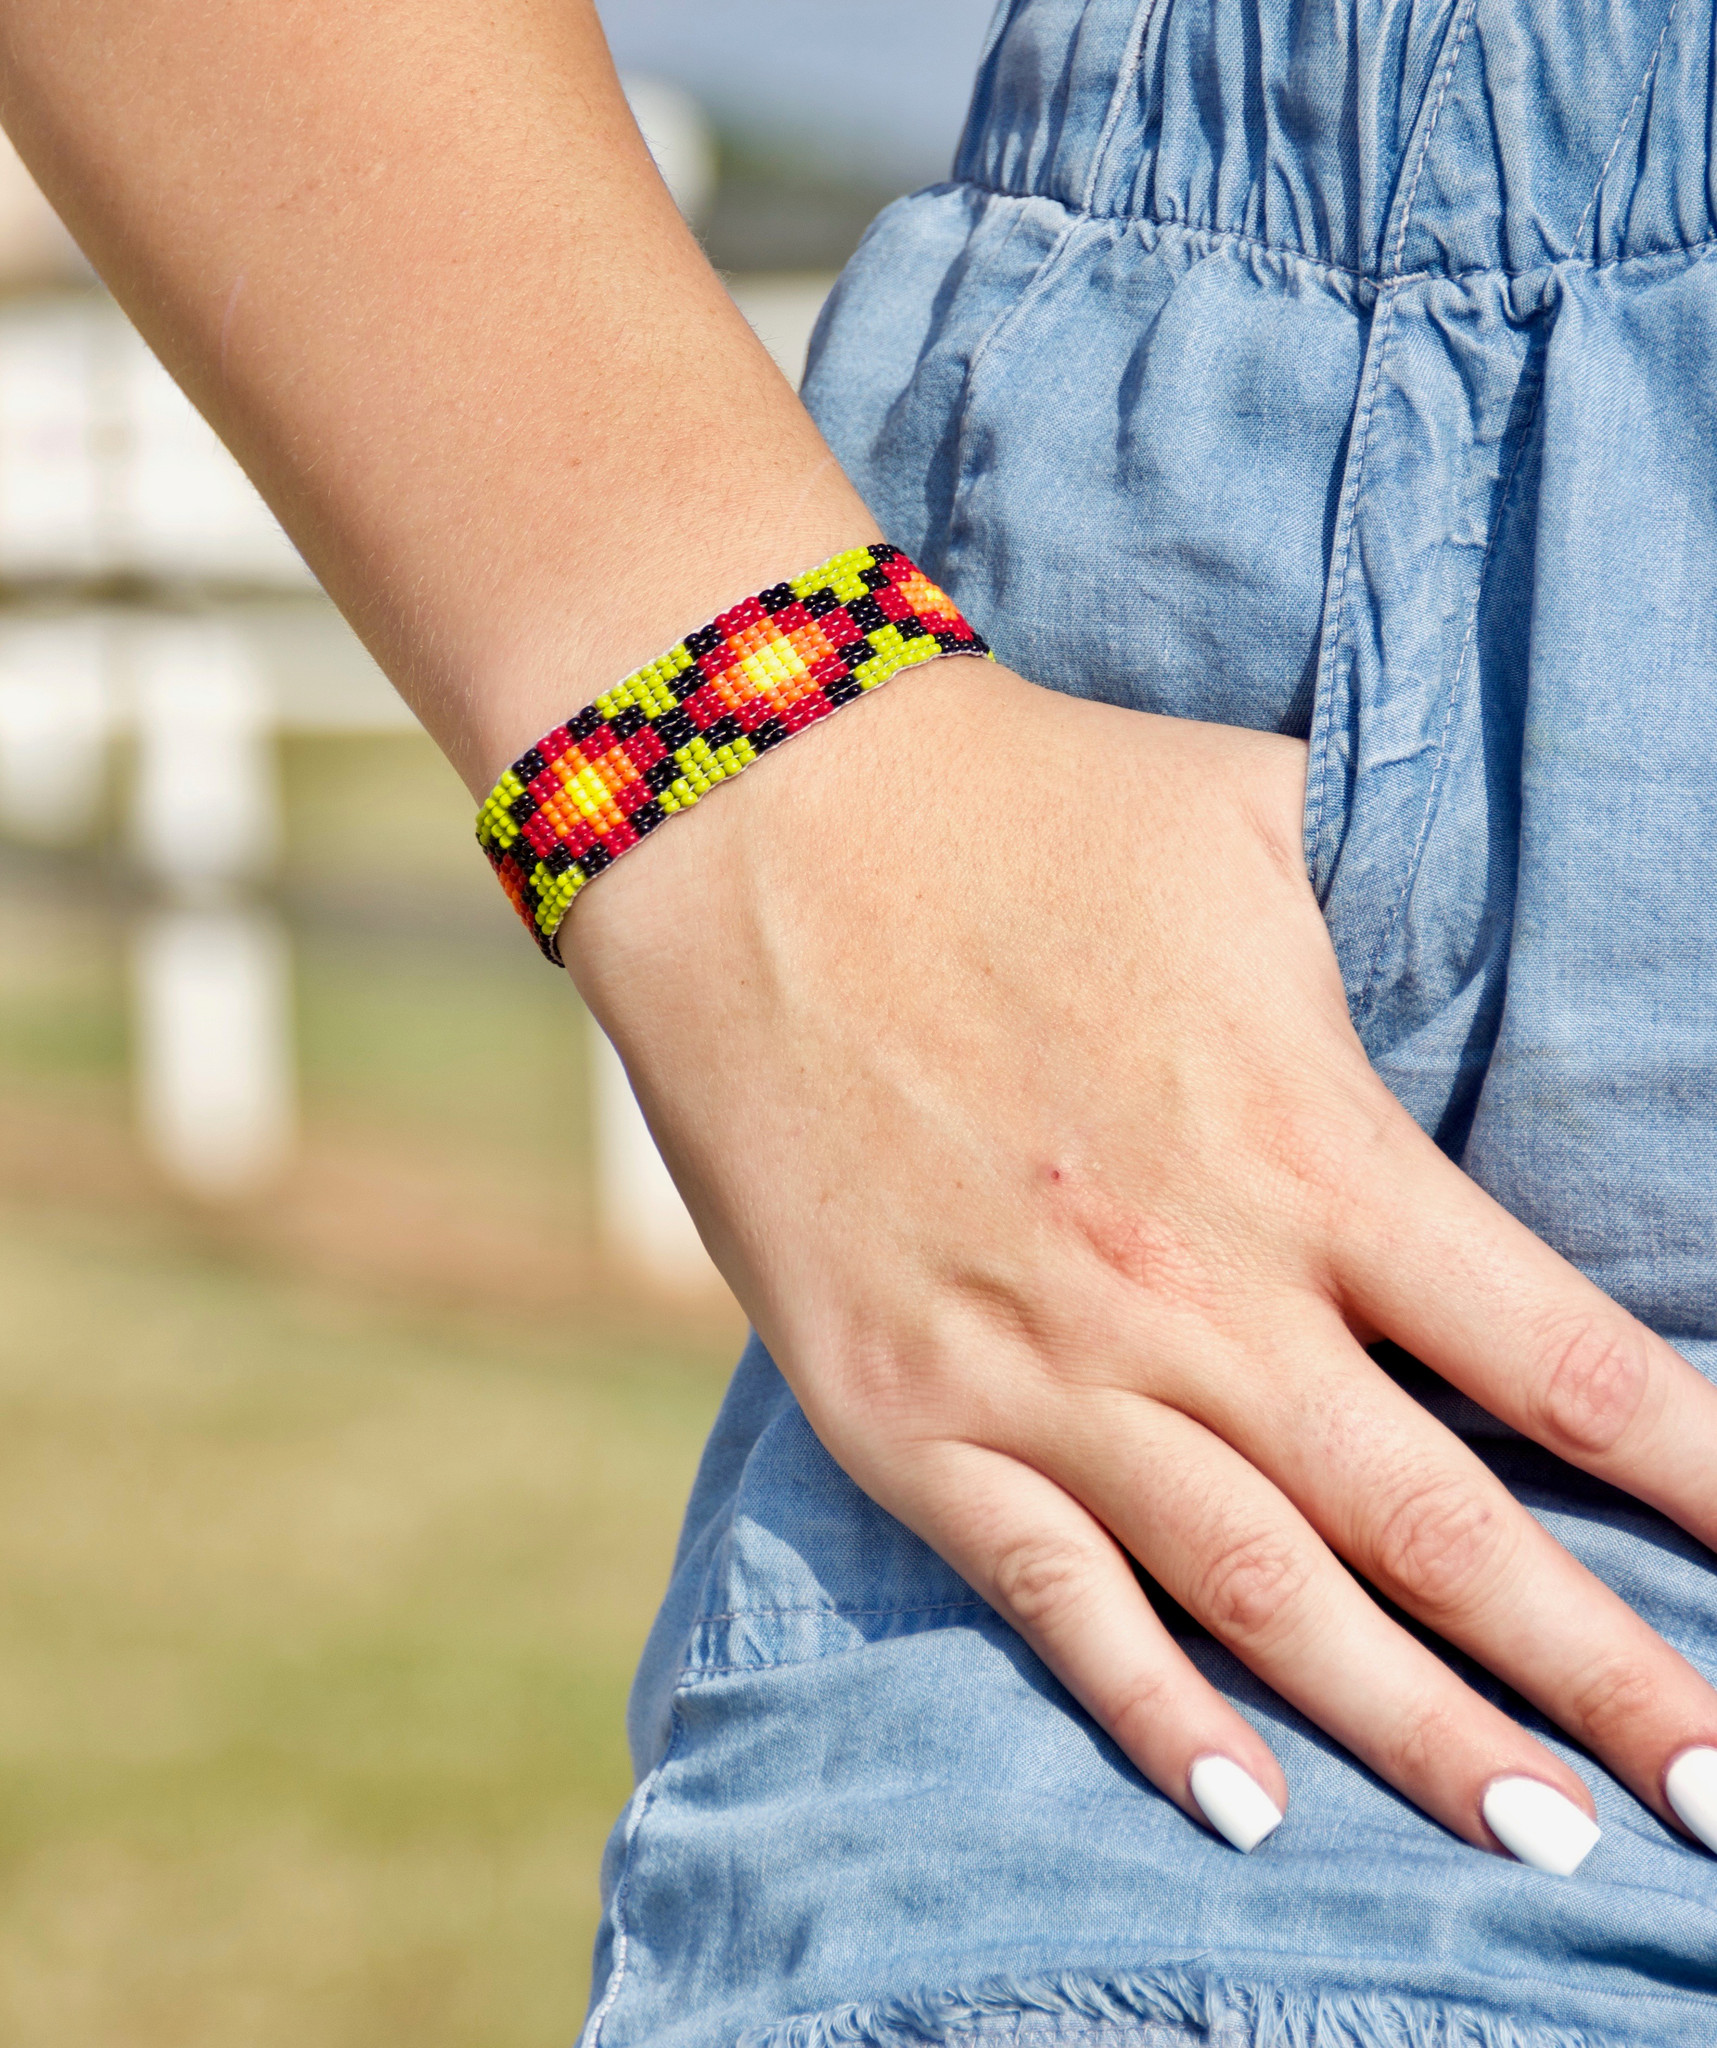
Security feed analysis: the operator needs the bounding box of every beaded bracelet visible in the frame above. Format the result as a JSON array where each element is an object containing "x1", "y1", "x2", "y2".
[{"x1": 475, "y1": 543, "x2": 991, "y2": 960}]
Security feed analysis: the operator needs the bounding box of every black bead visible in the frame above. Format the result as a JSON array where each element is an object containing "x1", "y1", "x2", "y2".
[
  {"x1": 654, "y1": 707, "x2": 696, "y2": 751},
  {"x1": 643, "y1": 757, "x2": 681, "y2": 795},
  {"x1": 824, "y1": 676, "x2": 862, "y2": 707},
  {"x1": 544, "y1": 844, "x2": 574, "y2": 875},
  {"x1": 895, "y1": 615, "x2": 928, "y2": 640},
  {"x1": 801, "y1": 586, "x2": 840, "y2": 617},
  {"x1": 757, "y1": 582, "x2": 796, "y2": 614},
  {"x1": 868, "y1": 542, "x2": 900, "y2": 563},
  {"x1": 609, "y1": 705, "x2": 646, "y2": 739},
  {"x1": 934, "y1": 629, "x2": 974, "y2": 653},
  {"x1": 569, "y1": 704, "x2": 603, "y2": 742},
  {"x1": 703, "y1": 713, "x2": 743, "y2": 749},
  {"x1": 583, "y1": 843, "x2": 614, "y2": 876},
  {"x1": 752, "y1": 717, "x2": 788, "y2": 751},
  {"x1": 859, "y1": 564, "x2": 892, "y2": 591},
  {"x1": 847, "y1": 595, "x2": 886, "y2": 631},
  {"x1": 685, "y1": 623, "x2": 723, "y2": 658},
  {"x1": 515, "y1": 746, "x2": 547, "y2": 781},
  {"x1": 507, "y1": 792, "x2": 538, "y2": 826},
  {"x1": 631, "y1": 799, "x2": 666, "y2": 835}
]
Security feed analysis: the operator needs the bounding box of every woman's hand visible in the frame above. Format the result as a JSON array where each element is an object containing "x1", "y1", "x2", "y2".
[{"x1": 571, "y1": 655, "x2": 1717, "y2": 1866}]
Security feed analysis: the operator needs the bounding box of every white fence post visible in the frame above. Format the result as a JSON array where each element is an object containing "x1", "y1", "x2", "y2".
[
  {"x1": 128, "y1": 620, "x2": 295, "y2": 1198},
  {"x1": 0, "y1": 616, "x2": 110, "y2": 843}
]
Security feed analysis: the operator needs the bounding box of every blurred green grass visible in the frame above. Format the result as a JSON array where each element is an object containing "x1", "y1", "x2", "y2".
[{"x1": 0, "y1": 726, "x2": 739, "y2": 2045}]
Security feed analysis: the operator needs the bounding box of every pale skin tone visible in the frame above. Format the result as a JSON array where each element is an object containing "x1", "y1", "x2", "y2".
[{"x1": 7, "y1": 0, "x2": 1717, "y2": 1861}]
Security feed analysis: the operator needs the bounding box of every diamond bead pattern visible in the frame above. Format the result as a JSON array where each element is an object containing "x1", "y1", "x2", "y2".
[{"x1": 475, "y1": 544, "x2": 991, "y2": 960}]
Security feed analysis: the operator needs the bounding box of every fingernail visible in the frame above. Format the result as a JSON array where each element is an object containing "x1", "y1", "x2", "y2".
[
  {"x1": 1190, "y1": 1755, "x2": 1284, "y2": 1853},
  {"x1": 1666, "y1": 1747, "x2": 1717, "y2": 1853},
  {"x1": 1482, "y1": 1777, "x2": 1601, "y2": 1875}
]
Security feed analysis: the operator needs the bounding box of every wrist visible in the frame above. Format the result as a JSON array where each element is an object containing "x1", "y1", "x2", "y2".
[
  {"x1": 564, "y1": 653, "x2": 1027, "y2": 1017},
  {"x1": 459, "y1": 491, "x2": 885, "y2": 800}
]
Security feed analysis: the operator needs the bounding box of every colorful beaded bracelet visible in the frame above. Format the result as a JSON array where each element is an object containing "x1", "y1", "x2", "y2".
[{"x1": 475, "y1": 543, "x2": 991, "y2": 960}]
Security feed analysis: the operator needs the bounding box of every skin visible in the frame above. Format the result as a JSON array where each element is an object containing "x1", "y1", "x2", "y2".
[{"x1": 7, "y1": 0, "x2": 1717, "y2": 1860}]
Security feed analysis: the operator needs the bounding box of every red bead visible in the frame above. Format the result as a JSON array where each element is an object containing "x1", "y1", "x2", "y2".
[
  {"x1": 622, "y1": 726, "x2": 668, "y2": 770},
  {"x1": 678, "y1": 682, "x2": 719, "y2": 727}
]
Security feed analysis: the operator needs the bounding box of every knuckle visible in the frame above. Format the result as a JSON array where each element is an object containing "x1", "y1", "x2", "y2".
[
  {"x1": 1193, "y1": 1529, "x2": 1312, "y2": 1652},
  {"x1": 1565, "y1": 1653, "x2": 1660, "y2": 1750},
  {"x1": 1369, "y1": 1472, "x2": 1506, "y2": 1618},
  {"x1": 1250, "y1": 1088, "x2": 1401, "y2": 1233},
  {"x1": 1531, "y1": 1318, "x2": 1653, "y2": 1457},
  {"x1": 1387, "y1": 1697, "x2": 1464, "y2": 1787},
  {"x1": 1102, "y1": 1666, "x2": 1178, "y2": 1749},
  {"x1": 988, "y1": 1529, "x2": 1108, "y2": 1636}
]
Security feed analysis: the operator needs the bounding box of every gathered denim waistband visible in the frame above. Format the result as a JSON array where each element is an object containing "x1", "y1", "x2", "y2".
[{"x1": 958, "y1": 0, "x2": 1717, "y2": 281}]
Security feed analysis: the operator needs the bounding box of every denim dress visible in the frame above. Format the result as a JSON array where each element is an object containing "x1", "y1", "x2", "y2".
[{"x1": 583, "y1": 2, "x2": 1717, "y2": 2041}]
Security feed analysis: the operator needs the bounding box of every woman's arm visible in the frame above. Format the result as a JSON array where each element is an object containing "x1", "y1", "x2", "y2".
[
  {"x1": 0, "y1": 0, "x2": 872, "y2": 788},
  {"x1": 12, "y1": 0, "x2": 1717, "y2": 1868}
]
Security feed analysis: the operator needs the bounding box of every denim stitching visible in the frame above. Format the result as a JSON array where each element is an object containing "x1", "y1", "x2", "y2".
[
  {"x1": 579, "y1": 1702, "x2": 687, "y2": 2048},
  {"x1": 1306, "y1": 0, "x2": 1474, "y2": 894},
  {"x1": 1387, "y1": 0, "x2": 1479, "y2": 279},
  {"x1": 947, "y1": 0, "x2": 1163, "y2": 399},
  {"x1": 1570, "y1": 0, "x2": 1681, "y2": 259},
  {"x1": 1304, "y1": 284, "x2": 1397, "y2": 881},
  {"x1": 1133, "y1": 208, "x2": 1377, "y2": 285},
  {"x1": 693, "y1": 1599, "x2": 988, "y2": 1625},
  {"x1": 1079, "y1": 0, "x2": 1164, "y2": 214},
  {"x1": 1348, "y1": 336, "x2": 1549, "y2": 1026}
]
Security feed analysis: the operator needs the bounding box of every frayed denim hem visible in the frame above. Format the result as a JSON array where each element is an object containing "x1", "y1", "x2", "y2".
[{"x1": 737, "y1": 1967, "x2": 1630, "y2": 2048}]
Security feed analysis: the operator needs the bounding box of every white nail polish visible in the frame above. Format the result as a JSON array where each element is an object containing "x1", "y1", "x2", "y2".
[
  {"x1": 1666, "y1": 1748, "x2": 1717, "y2": 1853},
  {"x1": 1190, "y1": 1755, "x2": 1284, "y2": 1853},
  {"x1": 1482, "y1": 1777, "x2": 1601, "y2": 1875}
]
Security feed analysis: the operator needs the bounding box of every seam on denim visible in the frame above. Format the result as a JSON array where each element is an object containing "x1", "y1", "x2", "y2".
[
  {"x1": 1078, "y1": 0, "x2": 1164, "y2": 215},
  {"x1": 1349, "y1": 336, "x2": 1549, "y2": 1027},
  {"x1": 1135, "y1": 212, "x2": 1376, "y2": 286},
  {"x1": 693, "y1": 1599, "x2": 988, "y2": 1625},
  {"x1": 1387, "y1": 0, "x2": 1479, "y2": 279},
  {"x1": 939, "y1": 175, "x2": 1717, "y2": 284},
  {"x1": 1570, "y1": 0, "x2": 1680, "y2": 260},
  {"x1": 1305, "y1": 0, "x2": 1472, "y2": 903},
  {"x1": 736, "y1": 1963, "x2": 1636, "y2": 2048},
  {"x1": 1303, "y1": 280, "x2": 1398, "y2": 888},
  {"x1": 579, "y1": 1702, "x2": 686, "y2": 2048},
  {"x1": 955, "y1": 202, "x2": 1096, "y2": 420}
]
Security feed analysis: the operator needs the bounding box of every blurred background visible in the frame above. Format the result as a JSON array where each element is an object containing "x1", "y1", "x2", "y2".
[{"x1": 0, "y1": 3, "x2": 996, "y2": 2042}]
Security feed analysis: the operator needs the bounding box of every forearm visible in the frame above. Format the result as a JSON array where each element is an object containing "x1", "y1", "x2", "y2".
[{"x1": 0, "y1": 0, "x2": 876, "y2": 791}]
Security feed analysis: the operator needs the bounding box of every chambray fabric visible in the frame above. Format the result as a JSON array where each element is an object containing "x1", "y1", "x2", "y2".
[{"x1": 582, "y1": 3, "x2": 1717, "y2": 2043}]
